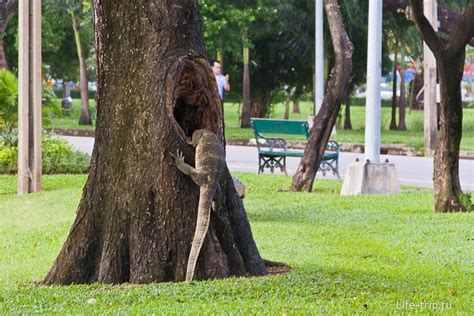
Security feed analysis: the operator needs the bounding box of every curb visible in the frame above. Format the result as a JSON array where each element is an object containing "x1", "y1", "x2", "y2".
[{"x1": 46, "y1": 128, "x2": 474, "y2": 160}]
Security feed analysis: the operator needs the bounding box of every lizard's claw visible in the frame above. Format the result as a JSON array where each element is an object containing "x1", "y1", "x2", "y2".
[{"x1": 175, "y1": 150, "x2": 185, "y2": 168}]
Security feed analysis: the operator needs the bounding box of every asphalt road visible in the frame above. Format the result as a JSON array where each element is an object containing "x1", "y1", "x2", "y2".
[{"x1": 64, "y1": 136, "x2": 474, "y2": 192}]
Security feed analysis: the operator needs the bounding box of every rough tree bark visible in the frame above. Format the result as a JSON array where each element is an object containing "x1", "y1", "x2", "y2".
[
  {"x1": 43, "y1": 0, "x2": 267, "y2": 285},
  {"x1": 390, "y1": 44, "x2": 398, "y2": 130},
  {"x1": 409, "y1": 0, "x2": 474, "y2": 212},
  {"x1": 343, "y1": 90, "x2": 352, "y2": 130},
  {"x1": 241, "y1": 41, "x2": 251, "y2": 128},
  {"x1": 398, "y1": 49, "x2": 407, "y2": 130},
  {"x1": 72, "y1": 13, "x2": 92, "y2": 126},
  {"x1": 385, "y1": 0, "x2": 474, "y2": 46},
  {"x1": 0, "y1": 0, "x2": 17, "y2": 69},
  {"x1": 290, "y1": 0, "x2": 353, "y2": 192}
]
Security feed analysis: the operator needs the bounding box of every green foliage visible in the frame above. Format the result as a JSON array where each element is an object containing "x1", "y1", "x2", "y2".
[
  {"x1": 0, "y1": 70, "x2": 61, "y2": 127},
  {"x1": 457, "y1": 192, "x2": 473, "y2": 211},
  {"x1": 0, "y1": 70, "x2": 17, "y2": 126},
  {"x1": 3, "y1": 1, "x2": 94, "y2": 80},
  {"x1": 0, "y1": 133, "x2": 90, "y2": 174},
  {"x1": 0, "y1": 126, "x2": 18, "y2": 147},
  {"x1": 0, "y1": 174, "x2": 472, "y2": 313}
]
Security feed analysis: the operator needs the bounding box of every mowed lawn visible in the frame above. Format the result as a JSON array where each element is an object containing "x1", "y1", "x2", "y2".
[
  {"x1": 51, "y1": 99, "x2": 474, "y2": 152},
  {"x1": 0, "y1": 174, "x2": 472, "y2": 314}
]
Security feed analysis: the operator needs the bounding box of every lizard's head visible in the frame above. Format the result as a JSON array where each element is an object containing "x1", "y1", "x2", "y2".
[{"x1": 187, "y1": 129, "x2": 206, "y2": 147}]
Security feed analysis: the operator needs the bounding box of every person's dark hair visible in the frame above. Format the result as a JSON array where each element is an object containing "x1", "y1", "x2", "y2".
[{"x1": 210, "y1": 60, "x2": 221, "y2": 67}]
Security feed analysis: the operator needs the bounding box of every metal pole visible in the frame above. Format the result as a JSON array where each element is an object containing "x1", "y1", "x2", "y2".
[
  {"x1": 364, "y1": 0, "x2": 383, "y2": 163},
  {"x1": 315, "y1": 0, "x2": 324, "y2": 115},
  {"x1": 423, "y1": 0, "x2": 438, "y2": 156}
]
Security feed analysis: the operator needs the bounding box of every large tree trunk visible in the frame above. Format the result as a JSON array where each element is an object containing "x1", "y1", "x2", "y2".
[
  {"x1": 390, "y1": 44, "x2": 398, "y2": 130},
  {"x1": 241, "y1": 42, "x2": 251, "y2": 128},
  {"x1": 409, "y1": 0, "x2": 474, "y2": 212},
  {"x1": 433, "y1": 57, "x2": 465, "y2": 211},
  {"x1": 343, "y1": 90, "x2": 352, "y2": 130},
  {"x1": 72, "y1": 13, "x2": 92, "y2": 126},
  {"x1": 0, "y1": 0, "x2": 17, "y2": 69},
  {"x1": 43, "y1": 0, "x2": 266, "y2": 285},
  {"x1": 290, "y1": 0, "x2": 353, "y2": 192},
  {"x1": 398, "y1": 52, "x2": 407, "y2": 130}
]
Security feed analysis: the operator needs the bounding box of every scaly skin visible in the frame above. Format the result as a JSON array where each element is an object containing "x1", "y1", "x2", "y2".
[{"x1": 174, "y1": 129, "x2": 225, "y2": 282}]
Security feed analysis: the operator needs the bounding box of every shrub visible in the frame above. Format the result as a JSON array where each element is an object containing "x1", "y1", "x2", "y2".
[
  {"x1": 0, "y1": 132, "x2": 90, "y2": 174},
  {"x1": 0, "y1": 69, "x2": 62, "y2": 127}
]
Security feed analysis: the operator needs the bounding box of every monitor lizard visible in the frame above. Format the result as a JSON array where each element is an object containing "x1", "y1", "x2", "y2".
[{"x1": 173, "y1": 129, "x2": 225, "y2": 282}]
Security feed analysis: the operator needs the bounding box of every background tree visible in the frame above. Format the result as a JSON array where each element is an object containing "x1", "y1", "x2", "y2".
[
  {"x1": 0, "y1": 0, "x2": 17, "y2": 69},
  {"x1": 43, "y1": 0, "x2": 94, "y2": 125},
  {"x1": 409, "y1": 0, "x2": 474, "y2": 212},
  {"x1": 44, "y1": 0, "x2": 268, "y2": 285},
  {"x1": 290, "y1": 0, "x2": 353, "y2": 192}
]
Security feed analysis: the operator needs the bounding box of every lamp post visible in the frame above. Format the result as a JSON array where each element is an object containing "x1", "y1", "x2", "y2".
[
  {"x1": 423, "y1": 0, "x2": 438, "y2": 156},
  {"x1": 364, "y1": 0, "x2": 383, "y2": 163},
  {"x1": 340, "y1": 0, "x2": 401, "y2": 196},
  {"x1": 315, "y1": 0, "x2": 324, "y2": 115}
]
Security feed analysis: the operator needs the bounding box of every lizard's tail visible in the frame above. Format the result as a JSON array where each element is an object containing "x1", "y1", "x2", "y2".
[{"x1": 185, "y1": 188, "x2": 213, "y2": 282}]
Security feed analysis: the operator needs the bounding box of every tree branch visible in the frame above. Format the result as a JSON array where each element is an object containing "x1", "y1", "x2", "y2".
[
  {"x1": 447, "y1": 0, "x2": 474, "y2": 54},
  {"x1": 0, "y1": 0, "x2": 17, "y2": 33},
  {"x1": 408, "y1": 0, "x2": 443, "y2": 57}
]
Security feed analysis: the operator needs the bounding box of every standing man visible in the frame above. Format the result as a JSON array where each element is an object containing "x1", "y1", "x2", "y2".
[
  {"x1": 211, "y1": 60, "x2": 230, "y2": 102},
  {"x1": 211, "y1": 60, "x2": 230, "y2": 142}
]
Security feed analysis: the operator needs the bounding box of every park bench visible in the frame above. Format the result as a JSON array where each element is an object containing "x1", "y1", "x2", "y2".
[{"x1": 251, "y1": 118, "x2": 340, "y2": 178}]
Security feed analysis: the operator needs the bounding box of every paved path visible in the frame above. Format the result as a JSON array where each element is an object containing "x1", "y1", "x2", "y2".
[{"x1": 65, "y1": 136, "x2": 474, "y2": 191}]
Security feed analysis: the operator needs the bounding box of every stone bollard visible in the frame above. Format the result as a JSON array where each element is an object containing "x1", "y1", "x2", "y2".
[{"x1": 232, "y1": 176, "x2": 246, "y2": 198}]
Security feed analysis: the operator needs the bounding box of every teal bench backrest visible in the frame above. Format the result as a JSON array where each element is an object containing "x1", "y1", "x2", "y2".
[{"x1": 251, "y1": 119, "x2": 310, "y2": 139}]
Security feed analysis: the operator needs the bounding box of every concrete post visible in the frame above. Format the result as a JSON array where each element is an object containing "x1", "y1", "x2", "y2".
[
  {"x1": 364, "y1": 0, "x2": 383, "y2": 163},
  {"x1": 18, "y1": 0, "x2": 30, "y2": 195},
  {"x1": 18, "y1": 0, "x2": 42, "y2": 195}
]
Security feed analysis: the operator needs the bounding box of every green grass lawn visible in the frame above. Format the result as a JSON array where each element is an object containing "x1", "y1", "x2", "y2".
[
  {"x1": 51, "y1": 99, "x2": 474, "y2": 152},
  {"x1": 1, "y1": 174, "x2": 472, "y2": 314}
]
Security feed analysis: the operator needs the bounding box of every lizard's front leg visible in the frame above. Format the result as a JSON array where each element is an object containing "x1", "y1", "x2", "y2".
[{"x1": 174, "y1": 150, "x2": 207, "y2": 186}]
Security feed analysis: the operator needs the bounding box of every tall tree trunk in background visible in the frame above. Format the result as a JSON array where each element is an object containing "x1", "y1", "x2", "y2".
[
  {"x1": 292, "y1": 96, "x2": 300, "y2": 113},
  {"x1": 290, "y1": 0, "x2": 353, "y2": 192},
  {"x1": 409, "y1": 0, "x2": 474, "y2": 212},
  {"x1": 0, "y1": 0, "x2": 17, "y2": 69},
  {"x1": 241, "y1": 41, "x2": 251, "y2": 128},
  {"x1": 284, "y1": 95, "x2": 290, "y2": 119},
  {"x1": 72, "y1": 13, "x2": 92, "y2": 126},
  {"x1": 343, "y1": 90, "x2": 352, "y2": 129},
  {"x1": 43, "y1": 0, "x2": 266, "y2": 285},
  {"x1": 398, "y1": 49, "x2": 407, "y2": 130},
  {"x1": 390, "y1": 43, "x2": 398, "y2": 130}
]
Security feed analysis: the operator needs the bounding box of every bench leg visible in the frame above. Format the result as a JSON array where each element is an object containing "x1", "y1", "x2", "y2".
[{"x1": 282, "y1": 157, "x2": 288, "y2": 176}]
